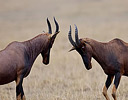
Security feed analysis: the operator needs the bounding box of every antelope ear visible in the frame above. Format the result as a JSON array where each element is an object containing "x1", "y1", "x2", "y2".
[
  {"x1": 50, "y1": 32, "x2": 59, "y2": 46},
  {"x1": 69, "y1": 47, "x2": 76, "y2": 52}
]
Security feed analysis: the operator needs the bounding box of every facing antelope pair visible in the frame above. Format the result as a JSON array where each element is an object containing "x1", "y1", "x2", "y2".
[
  {"x1": 68, "y1": 25, "x2": 128, "y2": 100},
  {"x1": 0, "y1": 17, "x2": 59, "y2": 100}
]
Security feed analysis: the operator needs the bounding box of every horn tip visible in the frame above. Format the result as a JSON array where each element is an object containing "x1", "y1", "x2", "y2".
[
  {"x1": 47, "y1": 18, "x2": 50, "y2": 23},
  {"x1": 54, "y1": 17, "x2": 57, "y2": 23},
  {"x1": 69, "y1": 25, "x2": 72, "y2": 33},
  {"x1": 53, "y1": 17, "x2": 56, "y2": 20},
  {"x1": 74, "y1": 24, "x2": 78, "y2": 29},
  {"x1": 47, "y1": 17, "x2": 49, "y2": 21},
  {"x1": 70, "y1": 25, "x2": 71, "y2": 29}
]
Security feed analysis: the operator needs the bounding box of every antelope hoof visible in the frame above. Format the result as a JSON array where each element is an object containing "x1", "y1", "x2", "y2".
[{"x1": 112, "y1": 93, "x2": 117, "y2": 100}]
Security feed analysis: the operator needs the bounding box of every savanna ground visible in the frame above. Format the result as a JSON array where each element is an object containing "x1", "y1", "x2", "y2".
[{"x1": 0, "y1": 0, "x2": 128, "y2": 100}]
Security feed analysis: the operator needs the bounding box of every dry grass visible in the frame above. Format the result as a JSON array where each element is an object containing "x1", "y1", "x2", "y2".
[{"x1": 0, "y1": 0, "x2": 128, "y2": 100}]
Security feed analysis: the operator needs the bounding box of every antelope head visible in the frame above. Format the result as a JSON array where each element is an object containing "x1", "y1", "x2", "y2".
[
  {"x1": 68, "y1": 25, "x2": 92, "y2": 70},
  {"x1": 41, "y1": 17, "x2": 59, "y2": 65}
]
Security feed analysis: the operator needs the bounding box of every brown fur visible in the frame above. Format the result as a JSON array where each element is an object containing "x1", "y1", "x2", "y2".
[
  {"x1": 0, "y1": 33, "x2": 50, "y2": 84},
  {"x1": 0, "y1": 25, "x2": 59, "y2": 100},
  {"x1": 78, "y1": 38, "x2": 128, "y2": 100},
  {"x1": 83, "y1": 38, "x2": 128, "y2": 75},
  {"x1": 0, "y1": 17, "x2": 59, "y2": 100},
  {"x1": 0, "y1": 33, "x2": 56, "y2": 100},
  {"x1": 68, "y1": 25, "x2": 128, "y2": 100}
]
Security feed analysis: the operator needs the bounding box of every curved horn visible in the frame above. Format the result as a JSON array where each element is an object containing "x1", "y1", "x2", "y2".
[
  {"x1": 75, "y1": 24, "x2": 80, "y2": 46},
  {"x1": 47, "y1": 18, "x2": 52, "y2": 34},
  {"x1": 54, "y1": 17, "x2": 59, "y2": 33},
  {"x1": 68, "y1": 25, "x2": 76, "y2": 47}
]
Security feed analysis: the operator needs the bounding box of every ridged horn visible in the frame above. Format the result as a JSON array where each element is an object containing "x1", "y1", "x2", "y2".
[
  {"x1": 47, "y1": 18, "x2": 52, "y2": 34},
  {"x1": 54, "y1": 17, "x2": 59, "y2": 33},
  {"x1": 68, "y1": 25, "x2": 76, "y2": 47},
  {"x1": 75, "y1": 24, "x2": 80, "y2": 46}
]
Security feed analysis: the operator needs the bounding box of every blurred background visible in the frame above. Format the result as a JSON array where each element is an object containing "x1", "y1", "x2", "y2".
[{"x1": 0, "y1": 0, "x2": 128, "y2": 100}]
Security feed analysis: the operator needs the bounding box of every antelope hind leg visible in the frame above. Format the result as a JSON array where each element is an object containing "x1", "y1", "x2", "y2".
[{"x1": 16, "y1": 76, "x2": 26, "y2": 100}]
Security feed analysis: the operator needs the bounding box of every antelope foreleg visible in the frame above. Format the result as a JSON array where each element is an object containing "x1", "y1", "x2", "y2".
[
  {"x1": 103, "y1": 86, "x2": 110, "y2": 100},
  {"x1": 112, "y1": 72, "x2": 121, "y2": 100},
  {"x1": 103, "y1": 75, "x2": 114, "y2": 100}
]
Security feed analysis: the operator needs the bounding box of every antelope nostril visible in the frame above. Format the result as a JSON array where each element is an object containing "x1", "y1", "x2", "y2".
[{"x1": 43, "y1": 60, "x2": 49, "y2": 65}]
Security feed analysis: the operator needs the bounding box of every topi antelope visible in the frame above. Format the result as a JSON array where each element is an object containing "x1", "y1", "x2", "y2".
[
  {"x1": 0, "y1": 17, "x2": 59, "y2": 100},
  {"x1": 68, "y1": 25, "x2": 128, "y2": 100}
]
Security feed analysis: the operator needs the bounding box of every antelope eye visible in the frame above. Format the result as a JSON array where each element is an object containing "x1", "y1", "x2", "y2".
[
  {"x1": 82, "y1": 46, "x2": 85, "y2": 49},
  {"x1": 81, "y1": 46, "x2": 85, "y2": 52}
]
